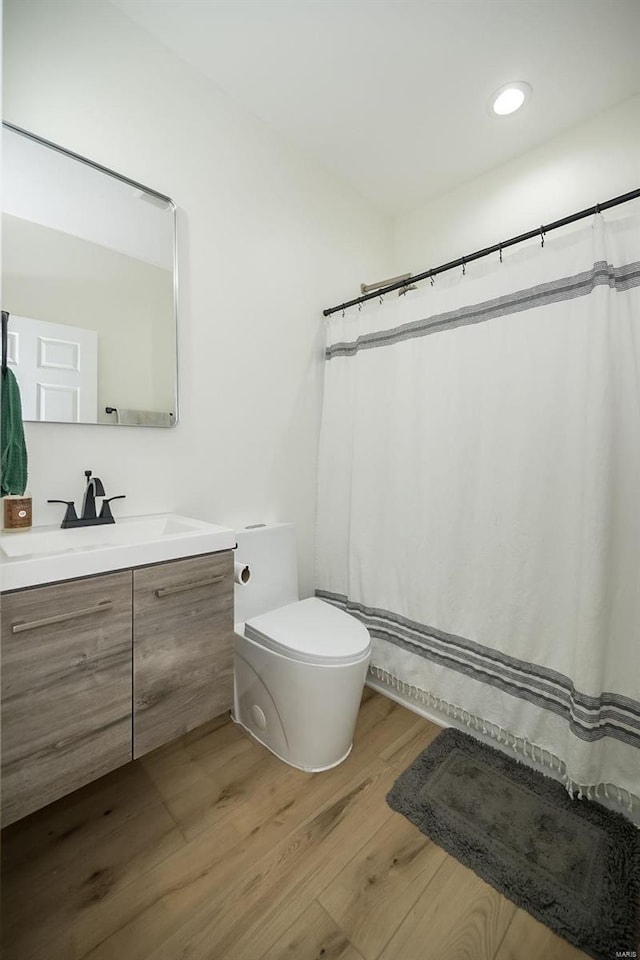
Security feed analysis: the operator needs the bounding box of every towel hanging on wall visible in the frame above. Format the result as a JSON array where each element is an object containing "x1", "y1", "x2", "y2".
[{"x1": 1, "y1": 311, "x2": 29, "y2": 497}]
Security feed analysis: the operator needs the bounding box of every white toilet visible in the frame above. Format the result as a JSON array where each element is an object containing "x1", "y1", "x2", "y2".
[{"x1": 232, "y1": 522, "x2": 371, "y2": 772}]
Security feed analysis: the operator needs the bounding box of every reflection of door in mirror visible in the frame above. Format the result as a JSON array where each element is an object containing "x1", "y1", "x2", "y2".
[
  {"x1": 8, "y1": 315, "x2": 97, "y2": 422},
  {"x1": 1, "y1": 123, "x2": 178, "y2": 426}
]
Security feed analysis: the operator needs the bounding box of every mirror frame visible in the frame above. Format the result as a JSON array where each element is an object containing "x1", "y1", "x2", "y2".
[{"x1": 2, "y1": 120, "x2": 179, "y2": 426}]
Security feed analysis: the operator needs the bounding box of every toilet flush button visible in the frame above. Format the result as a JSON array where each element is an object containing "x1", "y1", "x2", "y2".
[{"x1": 251, "y1": 705, "x2": 267, "y2": 730}]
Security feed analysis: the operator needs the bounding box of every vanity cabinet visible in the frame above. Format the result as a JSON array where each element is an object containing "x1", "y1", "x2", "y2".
[
  {"x1": 1, "y1": 550, "x2": 234, "y2": 827},
  {"x1": 133, "y1": 551, "x2": 234, "y2": 757},
  {"x1": 1, "y1": 571, "x2": 133, "y2": 826}
]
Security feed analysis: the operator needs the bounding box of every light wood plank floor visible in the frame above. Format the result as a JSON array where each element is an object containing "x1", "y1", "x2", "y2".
[{"x1": 1, "y1": 690, "x2": 589, "y2": 960}]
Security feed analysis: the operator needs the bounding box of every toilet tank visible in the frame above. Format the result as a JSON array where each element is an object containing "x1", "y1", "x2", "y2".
[{"x1": 234, "y1": 522, "x2": 299, "y2": 625}]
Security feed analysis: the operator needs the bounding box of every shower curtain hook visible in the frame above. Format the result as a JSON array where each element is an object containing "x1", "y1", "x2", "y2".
[
  {"x1": 499, "y1": 242, "x2": 503, "y2": 264},
  {"x1": 342, "y1": 307, "x2": 345, "y2": 318},
  {"x1": 595, "y1": 202, "x2": 601, "y2": 215},
  {"x1": 540, "y1": 226, "x2": 545, "y2": 248},
  {"x1": 430, "y1": 270, "x2": 435, "y2": 287},
  {"x1": 358, "y1": 301, "x2": 362, "y2": 312},
  {"x1": 379, "y1": 294, "x2": 384, "y2": 304},
  {"x1": 462, "y1": 257, "x2": 466, "y2": 276}
]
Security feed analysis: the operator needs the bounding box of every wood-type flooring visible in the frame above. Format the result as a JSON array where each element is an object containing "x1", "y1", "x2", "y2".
[{"x1": 1, "y1": 689, "x2": 590, "y2": 960}]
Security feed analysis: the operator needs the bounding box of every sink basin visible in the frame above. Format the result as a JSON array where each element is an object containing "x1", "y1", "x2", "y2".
[{"x1": 0, "y1": 514, "x2": 236, "y2": 591}]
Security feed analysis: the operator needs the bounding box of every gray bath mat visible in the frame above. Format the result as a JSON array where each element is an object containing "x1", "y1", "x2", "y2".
[{"x1": 386, "y1": 727, "x2": 640, "y2": 960}]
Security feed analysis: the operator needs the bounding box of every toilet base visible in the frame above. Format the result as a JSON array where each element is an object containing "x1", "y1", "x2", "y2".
[
  {"x1": 233, "y1": 625, "x2": 369, "y2": 773},
  {"x1": 231, "y1": 711, "x2": 353, "y2": 773}
]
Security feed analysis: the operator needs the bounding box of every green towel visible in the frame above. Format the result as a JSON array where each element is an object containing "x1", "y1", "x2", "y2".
[{"x1": 1, "y1": 369, "x2": 28, "y2": 497}]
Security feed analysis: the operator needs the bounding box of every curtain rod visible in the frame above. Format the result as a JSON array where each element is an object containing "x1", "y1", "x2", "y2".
[{"x1": 322, "y1": 187, "x2": 640, "y2": 317}]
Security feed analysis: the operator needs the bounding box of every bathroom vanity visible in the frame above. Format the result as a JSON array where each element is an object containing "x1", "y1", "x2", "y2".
[{"x1": 0, "y1": 516, "x2": 235, "y2": 827}]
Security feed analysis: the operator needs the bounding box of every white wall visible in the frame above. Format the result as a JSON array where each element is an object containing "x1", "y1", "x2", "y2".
[
  {"x1": 393, "y1": 95, "x2": 640, "y2": 274},
  {"x1": 2, "y1": 0, "x2": 392, "y2": 595}
]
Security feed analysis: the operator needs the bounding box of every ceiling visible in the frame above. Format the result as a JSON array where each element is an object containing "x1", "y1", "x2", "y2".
[{"x1": 110, "y1": 0, "x2": 640, "y2": 217}]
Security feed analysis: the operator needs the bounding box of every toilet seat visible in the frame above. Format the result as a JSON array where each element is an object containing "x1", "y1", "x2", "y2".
[{"x1": 244, "y1": 597, "x2": 370, "y2": 666}]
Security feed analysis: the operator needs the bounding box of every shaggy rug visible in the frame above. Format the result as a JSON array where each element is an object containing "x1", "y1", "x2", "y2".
[{"x1": 386, "y1": 728, "x2": 640, "y2": 960}]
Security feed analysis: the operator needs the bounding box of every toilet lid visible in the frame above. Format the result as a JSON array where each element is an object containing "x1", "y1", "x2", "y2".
[{"x1": 244, "y1": 597, "x2": 371, "y2": 666}]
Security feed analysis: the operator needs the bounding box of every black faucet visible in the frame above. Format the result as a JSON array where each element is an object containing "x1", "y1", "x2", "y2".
[
  {"x1": 48, "y1": 470, "x2": 126, "y2": 528},
  {"x1": 81, "y1": 470, "x2": 104, "y2": 520}
]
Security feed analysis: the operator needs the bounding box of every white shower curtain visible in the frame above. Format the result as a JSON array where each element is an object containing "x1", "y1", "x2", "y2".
[{"x1": 316, "y1": 209, "x2": 640, "y2": 813}]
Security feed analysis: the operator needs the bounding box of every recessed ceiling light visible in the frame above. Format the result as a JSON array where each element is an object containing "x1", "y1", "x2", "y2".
[{"x1": 489, "y1": 82, "x2": 532, "y2": 118}]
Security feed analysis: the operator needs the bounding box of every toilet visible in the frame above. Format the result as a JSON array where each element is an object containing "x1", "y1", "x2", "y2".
[{"x1": 232, "y1": 523, "x2": 371, "y2": 772}]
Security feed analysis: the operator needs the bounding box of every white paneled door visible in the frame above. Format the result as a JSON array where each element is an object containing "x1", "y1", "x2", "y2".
[{"x1": 7, "y1": 315, "x2": 98, "y2": 422}]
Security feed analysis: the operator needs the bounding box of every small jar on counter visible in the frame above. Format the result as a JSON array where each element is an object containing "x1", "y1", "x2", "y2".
[{"x1": 3, "y1": 494, "x2": 32, "y2": 531}]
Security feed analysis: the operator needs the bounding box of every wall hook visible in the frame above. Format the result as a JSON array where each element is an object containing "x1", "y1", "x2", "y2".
[{"x1": 1, "y1": 310, "x2": 8, "y2": 377}]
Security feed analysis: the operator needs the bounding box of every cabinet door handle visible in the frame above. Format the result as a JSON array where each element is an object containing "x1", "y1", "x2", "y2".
[
  {"x1": 12, "y1": 600, "x2": 114, "y2": 634},
  {"x1": 154, "y1": 574, "x2": 226, "y2": 598}
]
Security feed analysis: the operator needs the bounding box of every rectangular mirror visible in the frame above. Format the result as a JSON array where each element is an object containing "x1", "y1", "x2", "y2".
[{"x1": 1, "y1": 122, "x2": 178, "y2": 426}]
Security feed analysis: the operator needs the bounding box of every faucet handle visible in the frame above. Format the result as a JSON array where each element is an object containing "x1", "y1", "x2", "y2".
[
  {"x1": 99, "y1": 495, "x2": 126, "y2": 523},
  {"x1": 47, "y1": 500, "x2": 79, "y2": 528}
]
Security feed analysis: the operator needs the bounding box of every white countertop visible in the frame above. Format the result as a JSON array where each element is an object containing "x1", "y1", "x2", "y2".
[{"x1": 0, "y1": 514, "x2": 237, "y2": 591}]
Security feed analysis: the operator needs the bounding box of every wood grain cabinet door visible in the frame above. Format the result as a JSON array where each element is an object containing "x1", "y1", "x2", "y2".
[
  {"x1": 1, "y1": 571, "x2": 133, "y2": 827},
  {"x1": 133, "y1": 551, "x2": 234, "y2": 758}
]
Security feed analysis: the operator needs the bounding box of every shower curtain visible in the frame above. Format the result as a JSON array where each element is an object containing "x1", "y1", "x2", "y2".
[{"x1": 316, "y1": 209, "x2": 640, "y2": 813}]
